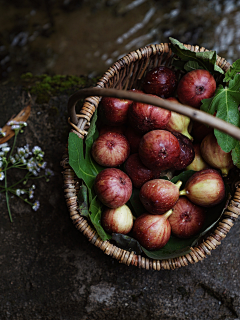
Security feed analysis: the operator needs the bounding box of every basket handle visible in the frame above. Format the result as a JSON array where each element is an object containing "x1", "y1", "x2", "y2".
[{"x1": 68, "y1": 87, "x2": 240, "y2": 141}]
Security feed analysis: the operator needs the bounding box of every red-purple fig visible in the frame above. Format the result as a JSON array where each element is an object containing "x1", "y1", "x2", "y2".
[
  {"x1": 124, "y1": 153, "x2": 155, "y2": 189},
  {"x1": 128, "y1": 95, "x2": 171, "y2": 133},
  {"x1": 100, "y1": 96, "x2": 133, "y2": 126},
  {"x1": 177, "y1": 69, "x2": 216, "y2": 109},
  {"x1": 140, "y1": 179, "x2": 182, "y2": 214},
  {"x1": 101, "y1": 204, "x2": 133, "y2": 234},
  {"x1": 91, "y1": 132, "x2": 130, "y2": 167},
  {"x1": 94, "y1": 168, "x2": 132, "y2": 208},
  {"x1": 132, "y1": 210, "x2": 173, "y2": 250},
  {"x1": 168, "y1": 197, "x2": 206, "y2": 238},
  {"x1": 179, "y1": 169, "x2": 225, "y2": 207},
  {"x1": 170, "y1": 131, "x2": 195, "y2": 170},
  {"x1": 142, "y1": 66, "x2": 178, "y2": 98},
  {"x1": 200, "y1": 133, "x2": 234, "y2": 177},
  {"x1": 186, "y1": 144, "x2": 209, "y2": 171},
  {"x1": 138, "y1": 130, "x2": 181, "y2": 170}
]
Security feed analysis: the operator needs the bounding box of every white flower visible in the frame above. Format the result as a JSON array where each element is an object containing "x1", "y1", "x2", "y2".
[
  {"x1": 29, "y1": 188, "x2": 34, "y2": 199},
  {"x1": 45, "y1": 168, "x2": 54, "y2": 177},
  {"x1": 0, "y1": 152, "x2": 4, "y2": 157},
  {"x1": 11, "y1": 124, "x2": 21, "y2": 131},
  {"x1": 16, "y1": 189, "x2": 21, "y2": 196},
  {"x1": 38, "y1": 161, "x2": 47, "y2": 169},
  {"x1": 0, "y1": 171, "x2": 5, "y2": 181},
  {"x1": 0, "y1": 128, "x2": 6, "y2": 137},
  {"x1": 0, "y1": 143, "x2": 8, "y2": 149},
  {"x1": 20, "y1": 190, "x2": 25, "y2": 194},
  {"x1": 17, "y1": 147, "x2": 25, "y2": 156},
  {"x1": 2, "y1": 147, "x2": 10, "y2": 154},
  {"x1": 32, "y1": 170, "x2": 38, "y2": 176},
  {"x1": 32, "y1": 146, "x2": 42, "y2": 154},
  {"x1": 31, "y1": 184, "x2": 36, "y2": 190},
  {"x1": 32, "y1": 200, "x2": 40, "y2": 211},
  {"x1": 10, "y1": 156, "x2": 16, "y2": 164},
  {"x1": 20, "y1": 157, "x2": 26, "y2": 164}
]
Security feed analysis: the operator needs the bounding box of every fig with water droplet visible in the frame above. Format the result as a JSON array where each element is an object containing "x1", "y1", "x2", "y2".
[
  {"x1": 142, "y1": 66, "x2": 178, "y2": 98},
  {"x1": 177, "y1": 69, "x2": 216, "y2": 109},
  {"x1": 200, "y1": 133, "x2": 234, "y2": 177},
  {"x1": 124, "y1": 153, "x2": 155, "y2": 188},
  {"x1": 101, "y1": 204, "x2": 133, "y2": 234},
  {"x1": 94, "y1": 168, "x2": 132, "y2": 208},
  {"x1": 179, "y1": 169, "x2": 225, "y2": 207},
  {"x1": 128, "y1": 95, "x2": 171, "y2": 133},
  {"x1": 138, "y1": 129, "x2": 181, "y2": 170},
  {"x1": 186, "y1": 144, "x2": 209, "y2": 171},
  {"x1": 170, "y1": 131, "x2": 195, "y2": 170},
  {"x1": 100, "y1": 96, "x2": 133, "y2": 126},
  {"x1": 140, "y1": 179, "x2": 182, "y2": 214},
  {"x1": 168, "y1": 197, "x2": 206, "y2": 238},
  {"x1": 165, "y1": 97, "x2": 193, "y2": 140},
  {"x1": 91, "y1": 132, "x2": 130, "y2": 167},
  {"x1": 132, "y1": 210, "x2": 173, "y2": 250}
]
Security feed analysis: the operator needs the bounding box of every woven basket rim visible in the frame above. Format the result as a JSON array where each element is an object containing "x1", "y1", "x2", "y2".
[{"x1": 62, "y1": 42, "x2": 240, "y2": 270}]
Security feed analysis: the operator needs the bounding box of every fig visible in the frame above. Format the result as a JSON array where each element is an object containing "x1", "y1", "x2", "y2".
[
  {"x1": 138, "y1": 129, "x2": 181, "y2": 170},
  {"x1": 124, "y1": 153, "x2": 155, "y2": 189},
  {"x1": 165, "y1": 97, "x2": 193, "y2": 140},
  {"x1": 170, "y1": 131, "x2": 195, "y2": 170},
  {"x1": 128, "y1": 95, "x2": 171, "y2": 133},
  {"x1": 94, "y1": 168, "x2": 132, "y2": 208},
  {"x1": 100, "y1": 96, "x2": 133, "y2": 126},
  {"x1": 124, "y1": 126, "x2": 143, "y2": 154},
  {"x1": 186, "y1": 144, "x2": 209, "y2": 171},
  {"x1": 200, "y1": 133, "x2": 234, "y2": 177},
  {"x1": 101, "y1": 204, "x2": 133, "y2": 235},
  {"x1": 139, "y1": 179, "x2": 182, "y2": 214},
  {"x1": 177, "y1": 69, "x2": 216, "y2": 109},
  {"x1": 168, "y1": 197, "x2": 206, "y2": 238},
  {"x1": 179, "y1": 169, "x2": 225, "y2": 207},
  {"x1": 98, "y1": 124, "x2": 125, "y2": 136},
  {"x1": 142, "y1": 66, "x2": 178, "y2": 98},
  {"x1": 132, "y1": 210, "x2": 173, "y2": 250},
  {"x1": 91, "y1": 132, "x2": 130, "y2": 167}
]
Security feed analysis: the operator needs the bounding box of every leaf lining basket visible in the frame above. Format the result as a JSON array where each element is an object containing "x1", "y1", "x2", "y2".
[{"x1": 61, "y1": 42, "x2": 240, "y2": 270}]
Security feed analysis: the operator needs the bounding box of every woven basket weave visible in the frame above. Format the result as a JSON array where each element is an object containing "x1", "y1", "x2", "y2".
[{"x1": 61, "y1": 42, "x2": 240, "y2": 270}]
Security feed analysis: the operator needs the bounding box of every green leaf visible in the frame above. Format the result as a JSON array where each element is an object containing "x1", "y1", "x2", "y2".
[
  {"x1": 201, "y1": 75, "x2": 240, "y2": 152},
  {"x1": 224, "y1": 59, "x2": 240, "y2": 82},
  {"x1": 78, "y1": 184, "x2": 89, "y2": 217},
  {"x1": 112, "y1": 233, "x2": 142, "y2": 254},
  {"x1": 232, "y1": 142, "x2": 240, "y2": 169},
  {"x1": 171, "y1": 170, "x2": 196, "y2": 188},
  {"x1": 68, "y1": 132, "x2": 104, "y2": 202},
  {"x1": 184, "y1": 60, "x2": 204, "y2": 72},
  {"x1": 89, "y1": 196, "x2": 111, "y2": 241},
  {"x1": 169, "y1": 37, "x2": 224, "y2": 74}
]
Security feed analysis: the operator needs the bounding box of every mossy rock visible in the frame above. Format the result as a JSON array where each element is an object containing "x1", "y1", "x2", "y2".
[{"x1": 21, "y1": 73, "x2": 99, "y2": 104}]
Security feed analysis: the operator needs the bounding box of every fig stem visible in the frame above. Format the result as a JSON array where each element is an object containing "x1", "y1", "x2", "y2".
[
  {"x1": 182, "y1": 130, "x2": 193, "y2": 141},
  {"x1": 164, "y1": 209, "x2": 173, "y2": 219},
  {"x1": 175, "y1": 180, "x2": 183, "y2": 189},
  {"x1": 221, "y1": 168, "x2": 229, "y2": 177},
  {"x1": 179, "y1": 189, "x2": 187, "y2": 196}
]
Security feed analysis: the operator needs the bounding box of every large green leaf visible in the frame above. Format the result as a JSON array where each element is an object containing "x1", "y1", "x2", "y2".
[
  {"x1": 224, "y1": 59, "x2": 240, "y2": 82},
  {"x1": 169, "y1": 37, "x2": 224, "y2": 74},
  {"x1": 201, "y1": 75, "x2": 240, "y2": 152}
]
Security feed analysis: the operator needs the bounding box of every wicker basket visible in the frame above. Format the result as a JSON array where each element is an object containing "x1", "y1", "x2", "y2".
[{"x1": 62, "y1": 42, "x2": 240, "y2": 270}]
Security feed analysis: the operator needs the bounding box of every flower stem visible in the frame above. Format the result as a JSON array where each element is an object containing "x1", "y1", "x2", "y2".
[{"x1": 4, "y1": 168, "x2": 12, "y2": 222}]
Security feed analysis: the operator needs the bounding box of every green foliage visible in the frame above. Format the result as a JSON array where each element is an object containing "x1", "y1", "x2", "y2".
[{"x1": 223, "y1": 59, "x2": 240, "y2": 82}]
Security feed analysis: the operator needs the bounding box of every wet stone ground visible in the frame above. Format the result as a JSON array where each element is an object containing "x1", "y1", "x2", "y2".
[{"x1": 0, "y1": 84, "x2": 240, "y2": 320}]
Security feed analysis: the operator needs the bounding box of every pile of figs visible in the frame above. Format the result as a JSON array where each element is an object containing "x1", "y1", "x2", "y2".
[{"x1": 90, "y1": 66, "x2": 231, "y2": 251}]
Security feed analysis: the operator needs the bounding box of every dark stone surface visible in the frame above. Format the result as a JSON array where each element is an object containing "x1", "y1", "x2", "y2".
[{"x1": 0, "y1": 85, "x2": 240, "y2": 320}]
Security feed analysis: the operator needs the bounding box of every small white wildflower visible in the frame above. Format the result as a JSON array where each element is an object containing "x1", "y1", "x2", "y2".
[
  {"x1": 38, "y1": 161, "x2": 47, "y2": 169},
  {"x1": 31, "y1": 184, "x2": 36, "y2": 190},
  {"x1": 0, "y1": 128, "x2": 6, "y2": 137},
  {"x1": 15, "y1": 154, "x2": 20, "y2": 161},
  {"x1": 16, "y1": 189, "x2": 21, "y2": 196},
  {"x1": 0, "y1": 171, "x2": 5, "y2": 181},
  {"x1": 20, "y1": 190, "x2": 25, "y2": 194},
  {"x1": 32, "y1": 146, "x2": 42, "y2": 154},
  {"x1": 32, "y1": 170, "x2": 38, "y2": 176},
  {"x1": 2, "y1": 147, "x2": 10, "y2": 154},
  {"x1": 10, "y1": 156, "x2": 16, "y2": 164},
  {"x1": 20, "y1": 157, "x2": 27, "y2": 164},
  {"x1": 11, "y1": 124, "x2": 21, "y2": 131},
  {"x1": 29, "y1": 188, "x2": 34, "y2": 199},
  {"x1": 32, "y1": 200, "x2": 40, "y2": 211},
  {"x1": 0, "y1": 143, "x2": 8, "y2": 149},
  {"x1": 17, "y1": 147, "x2": 25, "y2": 156},
  {"x1": 0, "y1": 152, "x2": 4, "y2": 157},
  {"x1": 45, "y1": 168, "x2": 54, "y2": 177}
]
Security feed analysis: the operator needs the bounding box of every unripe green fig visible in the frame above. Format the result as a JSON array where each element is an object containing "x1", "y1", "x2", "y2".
[
  {"x1": 186, "y1": 144, "x2": 209, "y2": 171},
  {"x1": 179, "y1": 169, "x2": 225, "y2": 207},
  {"x1": 200, "y1": 133, "x2": 234, "y2": 177}
]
